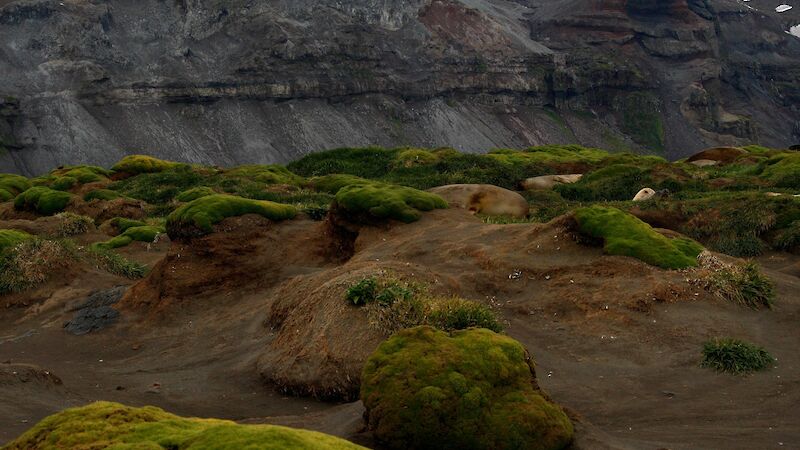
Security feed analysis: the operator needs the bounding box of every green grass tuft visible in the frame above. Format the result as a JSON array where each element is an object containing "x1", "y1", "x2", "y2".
[
  {"x1": 574, "y1": 206, "x2": 703, "y2": 269},
  {"x1": 360, "y1": 326, "x2": 573, "y2": 450},
  {"x1": 3, "y1": 401, "x2": 366, "y2": 450},
  {"x1": 166, "y1": 194, "x2": 297, "y2": 238},
  {"x1": 701, "y1": 338, "x2": 774, "y2": 374},
  {"x1": 14, "y1": 186, "x2": 74, "y2": 215},
  {"x1": 85, "y1": 246, "x2": 147, "y2": 279},
  {"x1": 710, "y1": 262, "x2": 774, "y2": 309}
]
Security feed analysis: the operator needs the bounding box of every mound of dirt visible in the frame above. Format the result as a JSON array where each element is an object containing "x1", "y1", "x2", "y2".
[
  {"x1": 70, "y1": 198, "x2": 147, "y2": 224},
  {"x1": 0, "y1": 363, "x2": 62, "y2": 387}
]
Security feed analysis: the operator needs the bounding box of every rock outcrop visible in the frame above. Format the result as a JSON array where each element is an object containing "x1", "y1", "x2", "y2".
[{"x1": 0, "y1": 0, "x2": 798, "y2": 174}]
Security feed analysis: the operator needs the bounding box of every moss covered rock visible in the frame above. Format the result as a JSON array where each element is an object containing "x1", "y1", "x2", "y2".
[
  {"x1": 13, "y1": 187, "x2": 74, "y2": 215},
  {"x1": 167, "y1": 194, "x2": 297, "y2": 239},
  {"x1": 361, "y1": 326, "x2": 574, "y2": 450},
  {"x1": 335, "y1": 182, "x2": 447, "y2": 223},
  {"x1": 0, "y1": 229, "x2": 33, "y2": 254},
  {"x1": 4, "y1": 401, "x2": 365, "y2": 450},
  {"x1": 574, "y1": 206, "x2": 703, "y2": 269},
  {"x1": 112, "y1": 154, "x2": 186, "y2": 175}
]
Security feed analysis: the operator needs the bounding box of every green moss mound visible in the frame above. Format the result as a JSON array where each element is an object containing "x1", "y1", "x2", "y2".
[
  {"x1": 167, "y1": 194, "x2": 297, "y2": 239},
  {"x1": 92, "y1": 225, "x2": 165, "y2": 250},
  {"x1": 574, "y1": 206, "x2": 703, "y2": 269},
  {"x1": 84, "y1": 189, "x2": 124, "y2": 201},
  {"x1": 395, "y1": 149, "x2": 440, "y2": 167},
  {"x1": 761, "y1": 153, "x2": 800, "y2": 188},
  {"x1": 13, "y1": 187, "x2": 74, "y2": 215},
  {"x1": 335, "y1": 182, "x2": 447, "y2": 223},
  {"x1": 51, "y1": 165, "x2": 111, "y2": 184},
  {"x1": 175, "y1": 186, "x2": 217, "y2": 202},
  {"x1": 309, "y1": 174, "x2": 371, "y2": 194},
  {"x1": 112, "y1": 155, "x2": 186, "y2": 175},
  {"x1": 701, "y1": 338, "x2": 774, "y2": 374},
  {"x1": 225, "y1": 164, "x2": 304, "y2": 185},
  {"x1": 4, "y1": 401, "x2": 365, "y2": 450},
  {"x1": 361, "y1": 326, "x2": 574, "y2": 450},
  {"x1": 104, "y1": 217, "x2": 147, "y2": 235},
  {"x1": 0, "y1": 229, "x2": 33, "y2": 254},
  {"x1": 0, "y1": 173, "x2": 31, "y2": 197}
]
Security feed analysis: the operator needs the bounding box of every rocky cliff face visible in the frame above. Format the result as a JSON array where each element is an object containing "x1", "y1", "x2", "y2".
[{"x1": 0, "y1": 0, "x2": 798, "y2": 174}]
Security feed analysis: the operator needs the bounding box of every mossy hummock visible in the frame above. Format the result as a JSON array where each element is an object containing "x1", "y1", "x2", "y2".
[
  {"x1": 13, "y1": 186, "x2": 74, "y2": 215},
  {"x1": 3, "y1": 401, "x2": 365, "y2": 450},
  {"x1": 112, "y1": 154, "x2": 186, "y2": 175},
  {"x1": 167, "y1": 194, "x2": 297, "y2": 239},
  {"x1": 574, "y1": 206, "x2": 703, "y2": 269},
  {"x1": 335, "y1": 182, "x2": 448, "y2": 223},
  {"x1": 361, "y1": 326, "x2": 574, "y2": 450},
  {"x1": 84, "y1": 189, "x2": 125, "y2": 202},
  {"x1": 175, "y1": 186, "x2": 217, "y2": 202},
  {"x1": 0, "y1": 173, "x2": 32, "y2": 201},
  {"x1": 225, "y1": 164, "x2": 305, "y2": 185}
]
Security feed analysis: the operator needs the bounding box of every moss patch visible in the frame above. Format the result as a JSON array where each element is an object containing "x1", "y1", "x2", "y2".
[
  {"x1": 92, "y1": 225, "x2": 165, "y2": 250},
  {"x1": 84, "y1": 189, "x2": 124, "y2": 202},
  {"x1": 361, "y1": 326, "x2": 574, "y2": 450},
  {"x1": 225, "y1": 164, "x2": 305, "y2": 185},
  {"x1": 4, "y1": 401, "x2": 365, "y2": 450},
  {"x1": 176, "y1": 186, "x2": 217, "y2": 202},
  {"x1": 335, "y1": 182, "x2": 447, "y2": 223},
  {"x1": 167, "y1": 194, "x2": 297, "y2": 239},
  {"x1": 574, "y1": 206, "x2": 703, "y2": 269},
  {"x1": 14, "y1": 186, "x2": 74, "y2": 215},
  {"x1": 0, "y1": 173, "x2": 31, "y2": 197}
]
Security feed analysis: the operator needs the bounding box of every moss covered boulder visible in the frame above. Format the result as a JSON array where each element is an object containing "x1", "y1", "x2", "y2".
[
  {"x1": 167, "y1": 194, "x2": 297, "y2": 239},
  {"x1": 13, "y1": 186, "x2": 74, "y2": 215},
  {"x1": 574, "y1": 206, "x2": 703, "y2": 269},
  {"x1": 361, "y1": 326, "x2": 574, "y2": 450},
  {"x1": 335, "y1": 181, "x2": 447, "y2": 223},
  {"x1": 4, "y1": 401, "x2": 365, "y2": 450}
]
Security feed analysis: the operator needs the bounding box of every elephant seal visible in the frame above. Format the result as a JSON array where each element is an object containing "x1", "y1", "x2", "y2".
[
  {"x1": 521, "y1": 174, "x2": 583, "y2": 190},
  {"x1": 633, "y1": 188, "x2": 656, "y2": 202},
  {"x1": 428, "y1": 184, "x2": 529, "y2": 218}
]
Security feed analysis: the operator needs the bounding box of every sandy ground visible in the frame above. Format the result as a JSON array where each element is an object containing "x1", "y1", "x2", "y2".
[{"x1": 0, "y1": 210, "x2": 798, "y2": 449}]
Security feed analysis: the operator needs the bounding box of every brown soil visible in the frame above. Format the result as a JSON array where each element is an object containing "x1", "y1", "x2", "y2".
[{"x1": 1, "y1": 209, "x2": 798, "y2": 449}]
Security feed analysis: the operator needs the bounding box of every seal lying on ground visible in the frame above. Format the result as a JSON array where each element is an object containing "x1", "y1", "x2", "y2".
[
  {"x1": 521, "y1": 174, "x2": 583, "y2": 190},
  {"x1": 428, "y1": 184, "x2": 529, "y2": 218}
]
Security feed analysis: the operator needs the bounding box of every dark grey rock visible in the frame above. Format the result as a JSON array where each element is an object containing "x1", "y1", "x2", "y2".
[{"x1": 64, "y1": 286, "x2": 126, "y2": 336}]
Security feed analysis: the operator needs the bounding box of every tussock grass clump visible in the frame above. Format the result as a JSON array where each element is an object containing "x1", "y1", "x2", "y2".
[
  {"x1": 175, "y1": 186, "x2": 216, "y2": 202},
  {"x1": 761, "y1": 153, "x2": 800, "y2": 188},
  {"x1": 698, "y1": 253, "x2": 775, "y2": 309},
  {"x1": 85, "y1": 246, "x2": 146, "y2": 279},
  {"x1": 394, "y1": 149, "x2": 439, "y2": 167},
  {"x1": 55, "y1": 212, "x2": 94, "y2": 237},
  {"x1": 556, "y1": 164, "x2": 649, "y2": 201},
  {"x1": 365, "y1": 295, "x2": 503, "y2": 335},
  {"x1": 335, "y1": 182, "x2": 447, "y2": 223},
  {"x1": 111, "y1": 154, "x2": 186, "y2": 175},
  {"x1": 309, "y1": 174, "x2": 372, "y2": 194},
  {"x1": 0, "y1": 173, "x2": 31, "y2": 200},
  {"x1": 0, "y1": 229, "x2": 33, "y2": 254},
  {"x1": 14, "y1": 186, "x2": 74, "y2": 215},
  {"x1": 83, "y1": 189, "x2": 124, "y2": 202},
  {"x1": 166, "y1": 194, "x2": 297, "y2": 239},
  {"x1": 92, "y1": 225, "x2": 165, "y2": 250},
  {"x1": 574, "y1": 206, "x2": 703, "y2": 269},
  {"x1": 361, "y1": 327, "x2": 573, "y2": 450},
  {"x1": 701, "y1": 338, "x2": 774, "y2": 374},
  {"x1": 0, "y1": 239, "x2": 74, "y2": 294},
  {"x1": 3, "y1": 401, "x2": 365, "y2": 450},
  {"x1": 109, "y1": 169, "x2": 203, "y2": 205}
]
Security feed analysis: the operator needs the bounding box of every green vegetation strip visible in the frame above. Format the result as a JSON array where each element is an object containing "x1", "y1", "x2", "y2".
[
  {"x1": 4, "y1": 402, "x2": 365, "y2": 450},
  {"x1": 574, "y1": 206, "x2": 703, "y2": 269},
  {"x1": 167, "y1": 194, "x2": 297, "y2": 237},
  {"x1": 701, "y1": 338, "x2": 774, "y2": 374}
]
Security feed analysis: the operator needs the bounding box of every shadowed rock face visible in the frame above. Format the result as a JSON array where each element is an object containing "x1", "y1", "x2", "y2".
[{"x1": 0, "y1": 0, "x2": 797, "y2": 174}]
